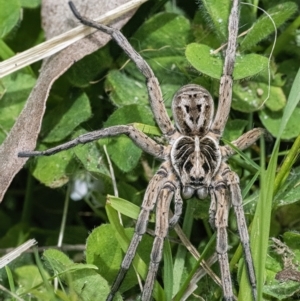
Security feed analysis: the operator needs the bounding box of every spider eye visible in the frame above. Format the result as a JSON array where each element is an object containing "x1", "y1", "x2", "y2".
[
  {"x1": 197, "y1": 187, "x2": 208, "y2": 199},
  {"x1": 182, "y1": 186, "x2": 194, "y2": 199}
]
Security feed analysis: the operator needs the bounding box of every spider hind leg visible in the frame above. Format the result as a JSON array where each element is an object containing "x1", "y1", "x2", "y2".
[
  {"x1": 107, "y1": 163, "x2": 178, "y2": 301},
  {"x1": 210, "y1": 164, "x2": 257, "y2": 301},
  {"x1": 210, "y1": 179, "x2": 234, "y2": 300}
]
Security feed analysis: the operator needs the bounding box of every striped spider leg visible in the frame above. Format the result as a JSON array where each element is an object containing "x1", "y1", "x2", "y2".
[{"x1": 18, "y1": 0, "x2": 269, "y2": 300}]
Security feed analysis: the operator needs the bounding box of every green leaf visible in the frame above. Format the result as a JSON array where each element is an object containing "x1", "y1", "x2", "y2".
[
  {"x1": 263, "y1": 84, "x2": 286, "y2": 112},
  {"x1": 102, "y1": 104, "x2": 156, "y2": 172},
  {"x1": 43, "y1": 249, "x2": 118, "y2": 301},
  {"x1": 232, "y1": 81, "x2": 286, "y2": 113},
  {"x1": 105, "y1": 70, "x2": 148, "y2": 107},
  {"x1": 15, "y1": 265, "x2": 45, "y2": 291},
  {"x1": 240, "y1": 2, "x2": 298, "y2": 52},
  {"x1": 274, "y1": 166, "x2": 300, "y2": 207},
  {"x1": 14, "y1": 265, "x2": 51, "y2": 298},
  {"x1": 67, "y1": 45, "x2": 112, "y2": 88},
  {"x1": 201, "y1": 0, "x2": 231, "y2": 41},
  {"x1": 107, "y1": 136, "x2": 142, "y2": 172},
  {"x1": 131, "y1": 13, "x2": 190, "y2": 52},
  {"x1": 259, "y1": 107, "x2": 300, "y2": 139},
  {"x1": 20, "y1": 0, "x2": 40, "y2": 8},
  {"x1": 42, "y1": 92, "x2": 92, "y2": 143},
  {"x1": 0, "y1": 72, "x2": 36, "y2": 144},
  {"x1": 223, "y1": 119, "x2": 248, "y2": 141},
  {"x1": 186, "y1": 43, "x2": 268, "y2": 80},
  {"x1": 104, "y1": 104, "x2": 155, "y2": 127},
  {"x1": 86, "y1": 224, "x2": 137, "y2": 293},
  {"x1": 31, "y1": 148, "x2": 77, "y2": 187},
  {"x1": 43, "y1": 249, "x2": 73, "y2": 271},
  {"x1": 72, "y1": 128, "x2": 110, "y2": 176},
  {"x1": 0, "y1": 0, "x2": 21, "y2": 38}
]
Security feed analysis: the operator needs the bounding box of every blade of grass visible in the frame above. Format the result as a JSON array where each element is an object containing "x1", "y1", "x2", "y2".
[
  {"x1": 163, "y1": 240, "x2": 173, "y2": 301},
  {"x1": 5, "y1": 265, "x2": 15, "y2": 301},
  {"x1": 222, "y1": 139, "x2": 260, "y2": 171},
  {"x1": 108, "y1": 194, "x2": 155, "y2": 222},
  {"x1": 34, "y1": 248, "x2": 57, "y2": 300},
  {"x1": 238, "y1": 67, "x2": 300, "y2": 300}
]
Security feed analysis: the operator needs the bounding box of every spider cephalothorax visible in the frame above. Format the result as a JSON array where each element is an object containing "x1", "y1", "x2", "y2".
[
  {"x1": 18, "y1": 1, "x2": 266, "y2": 300},
  {"x1": 172, "y1": 84, "x2": 214, "y2": 137}
]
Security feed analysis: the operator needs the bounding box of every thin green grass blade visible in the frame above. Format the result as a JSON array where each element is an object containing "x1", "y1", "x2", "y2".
[
  {"x1": 222, "y1": 138, "x2": 260, "y2": 171},
  {"x1": 242, "y1": 170, "x2": 260, "y2": 200},
  {"x1": 238, "y1": 68, "x2": 300, "y2": 301},
  {"x1": 5, "y1": 265, "x2": 15, "y2": 299},
  {"x1": 34, "y1": 248, "x2": 57, "y2": 300},
  {"x1": 163, "y1": 240, "x2": 173, "y2": 301},
  {"x1": 107, "y1": 195, "x2": 155, "y2": 222}
]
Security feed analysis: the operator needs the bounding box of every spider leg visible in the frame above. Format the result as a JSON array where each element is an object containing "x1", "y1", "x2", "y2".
[
  {"x1": 106, "y1": 162, "x2": 171, "y2": 301},
  {"x1": 226, "y1": 170, "x2": 257, "y2": 301},
  {"x1": 18, "y1": 125, "x2": 166, "y2": 160},
  {"x1": 211, "y1": 0, "x2": 239, "y2": 138},
  {"x1": 169, "y1": 186, "x2": 183, "y2": 228},
  {"x1": 68, "y1": 2, "x2": 176, "y2": 138},
  {"x1": 142, "y1": 176, "x2": 177, "y2": 301},
  {"x1": 210, "y1": 177, "x2": 234, "y2": 301},
  {"x1": 221, "y1": 127, "x2": 269, "y2": 159}
]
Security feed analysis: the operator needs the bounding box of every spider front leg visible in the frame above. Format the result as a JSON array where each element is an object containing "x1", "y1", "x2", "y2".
[
  {"x1": 221, "y1": 127, "x2": 270, "y2": 159},
  {"x1": 69, "y1": 2, "x2": 176, "y2": 139},
  {"x1": 18, "y1": 125, "x2": 166, "y2": 159},
  {"x1": 211, "y1": 0, "x2": 240, "y2": 138}
]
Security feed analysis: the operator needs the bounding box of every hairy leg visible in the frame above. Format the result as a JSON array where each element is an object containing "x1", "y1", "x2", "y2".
[
  {"x1": 221, "y1": 127, "x2": 269, "y2": 159},
  {"x1": 210, "y1": 180, "x2": 234, "y2": 301},
  {"x1": 69, "y1": 1, "x2": 176, "y2": 138},
  {"x1": 142, "y1": 179, "x2": 176, "y2": 300},
  {"x1": 18, "y1": 125, "x2": 167, "y2": 160},
  {"x1": 226, "y1": 170, "x2": 257, "y2": 301},
  {"x1": 211, "y1": 0, "x2": 240, "y2": 138}
]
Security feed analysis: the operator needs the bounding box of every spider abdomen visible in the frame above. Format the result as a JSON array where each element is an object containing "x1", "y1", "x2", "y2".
[{"x1": 170, "y1": 135, "x2": 221, "y2": 199}]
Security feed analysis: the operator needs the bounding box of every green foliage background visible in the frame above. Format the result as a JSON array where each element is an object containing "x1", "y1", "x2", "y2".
[{"x1": 1, "y1": 0, "x2": 300, "y2": 300}]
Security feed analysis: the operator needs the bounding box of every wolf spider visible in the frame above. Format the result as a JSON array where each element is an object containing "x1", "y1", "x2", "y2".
[{"x1": 19, "y1": 0, "x2": 266, "y2": 300}]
